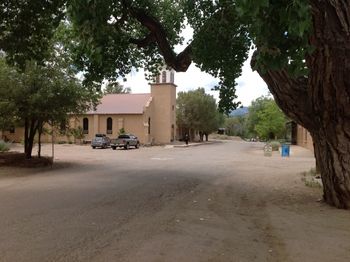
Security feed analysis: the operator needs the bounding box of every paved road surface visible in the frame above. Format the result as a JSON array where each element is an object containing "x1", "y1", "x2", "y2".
[{"x1": 0, "y1": 141, "x2": 350, "y2": 262}]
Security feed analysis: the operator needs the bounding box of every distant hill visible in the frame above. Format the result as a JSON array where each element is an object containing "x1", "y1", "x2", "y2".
[{"x1": 229, "y1": 107, "x2": 249, "y2": 117}]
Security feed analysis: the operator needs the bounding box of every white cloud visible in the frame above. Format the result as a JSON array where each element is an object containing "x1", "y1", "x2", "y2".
[{"x1": 235, "y1": 51, "x2": 270, "y2": 106}]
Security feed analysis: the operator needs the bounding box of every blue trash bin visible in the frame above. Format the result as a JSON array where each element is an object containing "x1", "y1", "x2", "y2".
[{"x1": 281, "y1": 144, "x2": 290, "y2": 157}]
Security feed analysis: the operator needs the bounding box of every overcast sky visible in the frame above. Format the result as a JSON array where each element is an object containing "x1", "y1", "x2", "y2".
[{"x1": 120, "y1": 26, "x2": 269, "y2": 107}]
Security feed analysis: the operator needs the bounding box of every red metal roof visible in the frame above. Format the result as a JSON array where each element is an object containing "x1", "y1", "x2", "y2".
[{"x1": 87, "y1": 93, "x2": 151, "y2": 114}]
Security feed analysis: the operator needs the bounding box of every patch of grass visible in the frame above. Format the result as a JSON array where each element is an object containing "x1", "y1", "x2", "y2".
[
  {"x1": 304, "y1": 180, "x2": 322, "y2": 188},
  {"x1": 301, "y1": 168, "x2": 322, "y2": 188},
  {"x1": 0, "y1": 140, "x2": 10, "y2": 152}
]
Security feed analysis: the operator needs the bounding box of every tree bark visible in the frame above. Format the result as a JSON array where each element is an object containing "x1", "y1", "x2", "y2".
[
  {"x1": 254, "y1": 0, "x2": 350, "y2": 208},
  {"x1": 199, "y1": 131, "x2": 203, "y2": 142},
  {"x1": 24, "y1": 118, "x2": 39, "y2": 159},
  {"x1": 37, "y1": 122, "x2": 43, "y2": 158}
]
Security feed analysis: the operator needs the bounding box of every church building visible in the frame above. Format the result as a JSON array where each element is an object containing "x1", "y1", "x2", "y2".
[{"x1": 2, "y1": 68, "x2": 177, "y2": 145}]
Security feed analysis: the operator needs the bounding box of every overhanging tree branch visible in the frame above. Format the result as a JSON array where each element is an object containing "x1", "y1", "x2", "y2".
[
  {"x1": 251, "y1": 51, "x2": 316, "y2": 131},
  {"x1": 126, "y1": 5, "x2": 192, "y2": 72}
]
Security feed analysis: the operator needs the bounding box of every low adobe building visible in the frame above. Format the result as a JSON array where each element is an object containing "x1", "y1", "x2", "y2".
[
  {"x1": 289, "y1": 121, "x2": 314, "y2": 151},
  {"x1": 2, "y1": 69, "x2": 177, "y2": 145}
]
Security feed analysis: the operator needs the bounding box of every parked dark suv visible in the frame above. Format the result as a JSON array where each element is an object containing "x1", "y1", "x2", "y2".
[{"x1": 91, "y1": 134, "x2": 111, "y2": 149}]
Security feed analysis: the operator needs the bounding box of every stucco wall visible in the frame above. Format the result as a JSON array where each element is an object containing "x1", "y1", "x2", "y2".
[
  {"x1": 150, "y1": 83, "x2": 176, "y2": 144},
  {"x1": 2, "y1": 127, "x2": 24, "y2": 143},
  {"x1": 76, "y1": 114, "x2": 146, "y2": 144},
  {"x1": 296, "y1": 125, "x2": 314, "y2": 152}
]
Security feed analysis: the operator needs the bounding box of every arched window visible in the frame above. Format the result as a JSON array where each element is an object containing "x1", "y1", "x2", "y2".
[
  {"x1": 170, "y1": 71, "x2": 174, "y2": 83},
  {"x1": 83, "y1": 118, "x2": 89, "y2": 134},
  {"x1": 162, "y1": 71, "x2": 167, "y2": 83},
  {"x1": 107, "y1": 117, "x2": 113, "y2": 134}
]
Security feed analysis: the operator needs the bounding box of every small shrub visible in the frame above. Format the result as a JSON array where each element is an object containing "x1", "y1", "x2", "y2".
[
  {"x1": 0, "y1": 140, "x2": 10, "y2": 152},
  {"x1": 118, "y1": 128, "x2": 126, "y2": 135},
  {"x1": 301, "y1": 168, "x2": 322, "y2": 188},
  {"x1": 269, "y1": 141, "x2": 281, "y2": 151},
  {"x1": 58, "y1": 141, "x2": 67, "y2": 144}
]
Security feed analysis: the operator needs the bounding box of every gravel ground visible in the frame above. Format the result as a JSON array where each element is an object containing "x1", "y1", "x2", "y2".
[{"x1": 0, "y1": 141, "x2": 349, "y2": 262}]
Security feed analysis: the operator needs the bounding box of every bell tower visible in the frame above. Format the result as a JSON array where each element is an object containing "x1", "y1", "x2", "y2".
[{"x1": 150, "y1": 66, "x2": 177, "y2": 144}]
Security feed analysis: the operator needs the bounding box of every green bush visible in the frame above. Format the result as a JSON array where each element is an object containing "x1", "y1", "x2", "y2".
[
  {"x1": 269, "y1": 141, "x2": 281, "y2": 151},
  {"x1": 118, "y1": 128, "x2": 126, "y2": 135},
  {"x1": 58, "y1": 141, "x2": 67, "y2": 144},
  {"x1": 0, "y1": 140, "x2": 10, "y2": 152}
]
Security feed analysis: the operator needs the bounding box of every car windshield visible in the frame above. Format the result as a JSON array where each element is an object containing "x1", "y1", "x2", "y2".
[{"x1": 118, "y1": 135, "x2": 130, "y2": 139}]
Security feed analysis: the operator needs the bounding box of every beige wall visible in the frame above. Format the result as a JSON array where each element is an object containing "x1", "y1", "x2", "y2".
[
  {"x1": 2, "y1": 127, "x2": 24, "y2": 143},
  {"x1": 75, "y1": 114, "x2": 147, "y2": 144},
  {"x1": 150, "y1": 83, "x2": 176, "y2": 144},
  {"x1": 296, "y1": 125, "x2": 314, "y2": 151}
]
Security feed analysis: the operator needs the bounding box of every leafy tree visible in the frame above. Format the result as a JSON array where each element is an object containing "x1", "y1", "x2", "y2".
[
  {"x1": 254, "y1": 99, "x2": 287, "y2": 140},
  {"x1": 70, "y1": 126, "x2": 85, "y2": 144},
  {"x1": 225, "y1": 116, "x2": 247, "y2": 137},
  {"x1": 1, "y1": 1, "x2": 350, "y2": 207},
  {"x1": 118, "y1": 128, "x2": 126, "y2": 135},
  {"x1": 0, "y1": 58, "x2": 100, "y2": 159},
  {"x1": 0, "y1": 0, "x2": 65, "y2": 69},
  {"x1": 246, "y1": 96, "x2": 272, "y2": 138},
  {"x1": 104, "y1": 81, "x2": 131, "y2": 95},
  {"x1": 177, "y1": 88, "x2": 223, "y2": 141},
  {"x1": 246, "y1": 96, "x2": 287, "y2": 140}
]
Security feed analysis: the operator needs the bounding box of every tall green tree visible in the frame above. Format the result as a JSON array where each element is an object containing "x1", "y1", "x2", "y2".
[
  {"x1": 177, "y1": 88, "x2": 223, "y2": 141},
  {"x1": 246, "y1": 97, "x2": 287, "y2": 140},
  {"x1": 0, "y1": 57, "x2": 100, "y2": 159},
  {"x1": 225, "y1": 116, "x2": 247, "y2": 137},
  {"x1": 254, "y1": 99, "x2": 287, "y2": 140},
  {"x1": 1, "y1": 1, "x2": 350, "y2": 207}
]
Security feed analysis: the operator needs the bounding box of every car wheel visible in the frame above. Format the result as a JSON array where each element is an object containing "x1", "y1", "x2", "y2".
[
  {"x1": 112, "y1": 146, "x2": 116, "y2": 150},
  {"x1": 92, "y1": 146, "x2": 96, "y2": 149},
  {"x1": 135, "y1": 143, "x2": 139, "y2": 149}
]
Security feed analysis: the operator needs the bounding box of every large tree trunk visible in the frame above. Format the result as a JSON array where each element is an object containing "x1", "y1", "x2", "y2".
[
  {"x1": 37, "y1": 122, "x2": 43, "y2": 158},
  {"x1": 24, "y1": 118, "x2": 39, "y2": 159},
  {"x1": 254, "y1": 1, "x2": 350, "y2": 208},
  {"x1": 308, "y1": 0, "x2": 350, "y2": 208},
  {"x1": 312, "y1": 131, "x2": 350, "y2": 208}
]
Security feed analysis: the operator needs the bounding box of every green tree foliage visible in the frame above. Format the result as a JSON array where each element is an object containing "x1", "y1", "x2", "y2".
[
  {"x1": 0, "y1": 57, "x2": 100, "y2": 158},
  {"x1": 104, "y1": 81, "x2": 131, "y2": 95},
  {"x1": 225, "y1": 116, "x2": 247, "y2": 137},
  {"x1": 247, "y1": 96, "x2": 287, "y2": 140},
  {"x1": 0, "y1": 0, "x2": 311, "y2": 112},
  {"x1": 177, "y1": 88, "x2": 224, "y2": 141},
  {"x1": 0, "y1": 0, "x2": 66, "y2": 70}
]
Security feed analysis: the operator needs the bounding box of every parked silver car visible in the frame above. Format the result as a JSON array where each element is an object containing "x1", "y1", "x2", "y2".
[{"x1": 91, "y1": 134, "x2": 111, "y2": 149}]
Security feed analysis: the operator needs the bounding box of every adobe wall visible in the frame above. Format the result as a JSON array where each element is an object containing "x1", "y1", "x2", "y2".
[
  {"x1": 296, "y1": 125, "x2": 314, "y2": 152},
  {"x1": 150, "y1": 83, "x2": 176, "y2": 144}
]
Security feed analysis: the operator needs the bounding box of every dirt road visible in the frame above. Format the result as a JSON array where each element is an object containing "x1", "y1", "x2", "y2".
[{"x1": 0, "y1": 141, "x2": 349, "y2": 262}]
